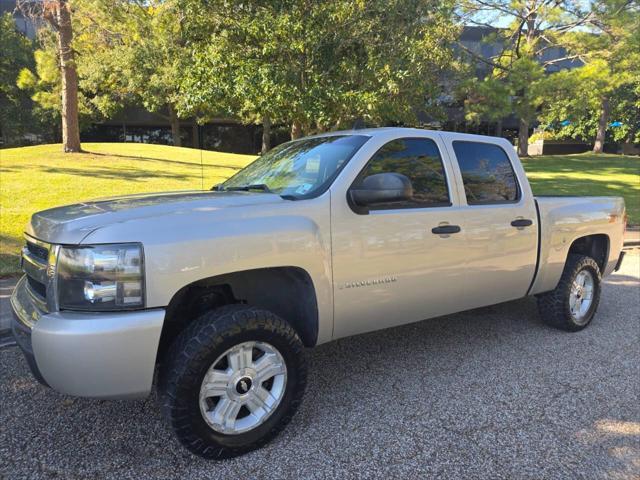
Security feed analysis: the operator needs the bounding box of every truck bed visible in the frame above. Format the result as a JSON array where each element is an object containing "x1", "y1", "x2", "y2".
[{"x1": 530, "y1": 196, "x2": 626, "y2": 295}]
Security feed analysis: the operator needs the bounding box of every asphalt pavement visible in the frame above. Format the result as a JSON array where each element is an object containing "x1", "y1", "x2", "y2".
[{"x1": 1, "y1": 253, "x2": 638, "y2": 479}]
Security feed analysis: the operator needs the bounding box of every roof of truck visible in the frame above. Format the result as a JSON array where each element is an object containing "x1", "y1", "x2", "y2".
[{"x1": 310, "y1": 127, "x2": 507, "y2": 144}]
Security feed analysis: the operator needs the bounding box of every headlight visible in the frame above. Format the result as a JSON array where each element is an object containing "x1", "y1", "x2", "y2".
[{"x1": 57, "y1": 243, "x2": 145, "y2": 311}]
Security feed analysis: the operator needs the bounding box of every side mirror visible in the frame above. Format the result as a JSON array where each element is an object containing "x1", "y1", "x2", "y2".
[{"x1": 350, "y1": 172, "x2": 413, "y2": 207}]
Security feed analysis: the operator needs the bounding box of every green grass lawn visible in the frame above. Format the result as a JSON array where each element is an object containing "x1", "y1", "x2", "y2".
[
  {"x1": 0, "y1": 145, "x2": 638, "y2": 276},
  {"x1": 521, "y1": 153, "x2": 639, "y2": 224},
  {"x1": 0, "y1": 143, "x2": 255, "y2": 276}
]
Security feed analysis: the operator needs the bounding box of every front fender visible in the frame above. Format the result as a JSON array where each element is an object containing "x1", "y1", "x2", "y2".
[{"x1": 81, "y1": 196, "x2": 334, "y2": 343}]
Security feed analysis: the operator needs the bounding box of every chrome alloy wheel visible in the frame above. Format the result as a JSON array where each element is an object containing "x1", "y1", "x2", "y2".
[
  {"x1": 199, "y1": 341, "x2": 287, "y2": 435},
  {"x1": 569, "y1": 270, "x2": 595, "y2": 323}
]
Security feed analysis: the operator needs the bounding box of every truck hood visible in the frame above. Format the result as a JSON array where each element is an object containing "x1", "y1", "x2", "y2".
[{"x1": 27, "y1": 190, "x2": 286, "y2": 244}]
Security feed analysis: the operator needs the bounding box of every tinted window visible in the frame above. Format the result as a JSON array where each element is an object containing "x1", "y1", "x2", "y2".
[
  {"x1": 452, "y1": 141, "x2": 519, "y2": 204},
  {"x1": 355, "y1": 138, "x2": 450, "y2": 208}
]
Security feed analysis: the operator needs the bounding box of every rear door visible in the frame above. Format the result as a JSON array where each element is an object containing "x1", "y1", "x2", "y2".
[{"x1": 442, "y1": 135, "x2": 538, "y2": 308}]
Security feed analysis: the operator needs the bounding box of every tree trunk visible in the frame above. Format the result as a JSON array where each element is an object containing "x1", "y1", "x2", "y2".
[
  {"x1": 495, "y1": 119, "x2": 503, "y2": 137},
  {"x1": 192, "y1": 123, "x2": 200, "y2": 148},
  {"x1": 315, "y1": 121, "x2": 327, "y2": 134},
  {"x1": 56, "y1": 0, "x2": 81, "y2": 152},
  {"x1": 517, "y1": 117, "x2": 529, "y2": 157},
  {"x1": 261, "y1": 115, "x2": 271, "y2": 154},
  {"x1": 168, "y1": 105, "x2": 181, "y2": 147},
  {"x1": 291, "y1": 120, "x2": 303, "y2": 140},
  {"x1": 593, "y1": 97, "x2": 609, "y2": 154}
]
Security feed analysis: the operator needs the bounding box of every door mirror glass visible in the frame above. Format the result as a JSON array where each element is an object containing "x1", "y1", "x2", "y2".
[{"x1": 350, "y1": 173, "x2": 413, "y2": 206}]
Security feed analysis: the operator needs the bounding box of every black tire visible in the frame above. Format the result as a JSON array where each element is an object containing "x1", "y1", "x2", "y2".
[
  {"x1": 537, "y1": 254, "x2": 602, "y2": 332},
  {"x1": 158, "y1": 305, "x2": 307, "y2": 459}
]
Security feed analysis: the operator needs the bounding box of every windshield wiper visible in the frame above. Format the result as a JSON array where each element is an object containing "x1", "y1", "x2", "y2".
[
  {"x1": 217, "y1": 184, "x2": 272, "y2": 193},
  {"x1": 214, "y1": 183, "x2": 296, "y2": 200}
]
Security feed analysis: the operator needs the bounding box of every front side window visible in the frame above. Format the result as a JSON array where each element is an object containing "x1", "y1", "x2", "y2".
[
  {"x1": 452, "y1": 141, "x2": 520, "y2": 204},
  {"x1": 353, "y1": 137, "x2": 450, "y2": 209},
  {"x1": 221, "y1": 135, "x2": 369, "y2": 199}
]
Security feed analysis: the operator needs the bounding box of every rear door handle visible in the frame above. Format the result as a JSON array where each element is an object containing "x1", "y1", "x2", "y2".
[
  {"x1": 432, "y1": 225, "x2": 461, "y2": 235},
  {"x1": 511, "y1": 219, "x2": 533, "y2": 228}
]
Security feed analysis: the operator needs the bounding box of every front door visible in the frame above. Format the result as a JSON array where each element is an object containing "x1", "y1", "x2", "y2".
[{"x1": 330, "y1": 135, "x2": 468, "y2": 339}]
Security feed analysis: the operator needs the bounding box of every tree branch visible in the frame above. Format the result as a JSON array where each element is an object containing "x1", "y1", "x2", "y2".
[
  {"x1": 456, "y1": 41, "x2": 507, "y2": 71},
  {"x1": 542, "y1": 53, "x2": 586, "y2": 66}
]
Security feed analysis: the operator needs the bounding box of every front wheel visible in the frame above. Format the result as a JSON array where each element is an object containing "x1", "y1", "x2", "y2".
[
  {"x1": 158, "y1": 305, "x2": 307, "y2": 459},
  {"x1": 537, "y1": 254, "x2": 602, "y2": 332}
]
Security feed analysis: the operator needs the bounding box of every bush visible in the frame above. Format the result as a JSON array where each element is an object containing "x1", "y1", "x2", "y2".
[{"x1": 528, "y1": 131, "x2": 561, "y2": 144}]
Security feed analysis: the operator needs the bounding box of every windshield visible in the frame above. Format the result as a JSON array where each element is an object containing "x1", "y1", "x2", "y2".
[{"x1": 220, "y1": 135, "x2": 369, "y2": 198}]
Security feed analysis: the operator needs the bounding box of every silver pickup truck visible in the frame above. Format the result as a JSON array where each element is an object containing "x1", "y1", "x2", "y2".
[{"x1": 11, "y1": 128, "x2": 626, "y2": 458}]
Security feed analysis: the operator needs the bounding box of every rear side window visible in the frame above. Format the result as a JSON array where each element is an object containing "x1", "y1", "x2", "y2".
[
  {"x1": 355, "y1": 138, "x2": 450, "y2": 208},
  {"x1": 452, "y1": 141, "x2": 520, "y2": 204}
]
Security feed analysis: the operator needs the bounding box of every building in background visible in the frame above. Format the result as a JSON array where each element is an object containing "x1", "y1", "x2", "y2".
[{"x1": 2, "y1": 0, "x2": 36, "y2": 37}]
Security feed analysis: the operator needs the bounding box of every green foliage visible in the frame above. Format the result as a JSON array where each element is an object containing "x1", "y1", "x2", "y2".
[
  {"x1": 611, "y1": 82, "x2": 640, "y2": 143},
  {"x1": 458, "y1": 0, "x2": 592, "y2": 151},
  {"x1": 528, "y1": 130, "x2": 561, "y2": 143},
  {"x1": 64, "y1": 0, "x2": 192, "y2": 143},
  {"x1": 464, "y1": 53, "x2": 545, "y2": 127},
  {"x1": 178, "y1": 0, "x2": 460, "y2": 133},
  {"x1": 539, "y1": 0, "x2": 640, "y2": 143},
  {"x1": 539, "y1": 61, "x2": 640, "y2": 142},
  {"x1": 17, "y1": 48, "x2": 59, "y2": 112},
  {"x1": 0, "y1": 13, "x2": 39, "y2": 145},
  {"x1": 16, "y1": 32, "x2": 95, "y2": 132}
]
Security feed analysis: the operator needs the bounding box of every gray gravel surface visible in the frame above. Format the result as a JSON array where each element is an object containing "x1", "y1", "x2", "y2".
[
  {"x1": 0, "y1": 278, "x2": 15, "y2": 345},
  {"x1": 1, "y1": 254, "x2": 639, "y2": 480}
]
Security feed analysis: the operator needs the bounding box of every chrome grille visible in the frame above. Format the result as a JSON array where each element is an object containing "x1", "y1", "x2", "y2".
[
  {"x1": 22, "y1": 235, "x2": 52, "y2": 312},
  {"x1": 26, "y1": 240, "x2": 48, "y2": 262},
  {"x1": 27, "y1": 275, "x2": 47, "y2": 298}
]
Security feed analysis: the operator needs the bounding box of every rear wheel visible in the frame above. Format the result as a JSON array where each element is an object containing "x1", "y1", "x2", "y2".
[
  {"x1": 537, "y1": 254, "x2": 602, "y2": 331},
  {"x1": 159, "y1": 305, "x2": 307, "y2": 459}
]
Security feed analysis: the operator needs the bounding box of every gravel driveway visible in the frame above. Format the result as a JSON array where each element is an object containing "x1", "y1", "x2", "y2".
[{"x1": 1, "y1": 253, "x2": 638, "y2": 480}]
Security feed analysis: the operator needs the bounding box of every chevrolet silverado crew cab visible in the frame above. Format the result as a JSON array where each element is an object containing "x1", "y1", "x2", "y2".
[{"x1": 12, "y1": 128, "x2": 626, "y2": 459}]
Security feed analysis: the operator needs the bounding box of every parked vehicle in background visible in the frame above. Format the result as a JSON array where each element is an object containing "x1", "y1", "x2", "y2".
[{"x1": 12, "y1": 128, "x2": 626, "y2": 458}]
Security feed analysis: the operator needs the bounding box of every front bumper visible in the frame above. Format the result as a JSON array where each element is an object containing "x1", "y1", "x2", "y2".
[{"x1": 11, "y1": 275, "x2": 165, "y2": 399}]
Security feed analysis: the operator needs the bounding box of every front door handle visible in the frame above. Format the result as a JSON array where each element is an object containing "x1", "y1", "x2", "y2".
[
  {"x1": 511, "y1": 219, "x2": 533, "y2": 228},
  {"x1": 432, "y1": 225, "x2": 461, "y2": 235}
]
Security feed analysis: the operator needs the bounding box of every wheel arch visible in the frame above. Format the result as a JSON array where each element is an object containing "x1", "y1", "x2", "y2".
[
  {"x1": 566, "y1": 233, "x2": 609, "y2": 273},
  {"x1": 157, "y1": 266, "x2": 320, "y2": 360}
]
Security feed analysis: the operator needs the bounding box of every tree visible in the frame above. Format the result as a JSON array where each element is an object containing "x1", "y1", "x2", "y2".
[
  {"x1": 16, "y1": 45, "x2": 62, "y2": 141},
  {"x1": 17, "y1": 30, "x2": 98, "y2": 141},
  {"x1": 462, "y1": 53, "x2": 546, "y2": 143},
  {"x1": 458, "y1": 0, "x2": 594, "y2": 156},
  {"x1": 178, "y1": 0, "x2": 460, "y2": 147},
  {"x1": 72, "y1": 0, "x2": 191, "y2": 146},
  {"x1": 18, "y1": 0, "x2": 81, "y2": 152},
  {"x1": 539, "y1": 0, "x2": 640, "y2": 151},
  {"x1": 0, "y1": 13, "x2": 37, "y2": 146},
  {"x1": 461, "y1": 73, "x2": 511, "y2": 136},
  {"x1": 539, "y1": 61, "x2": 640, "y2": 147}
]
